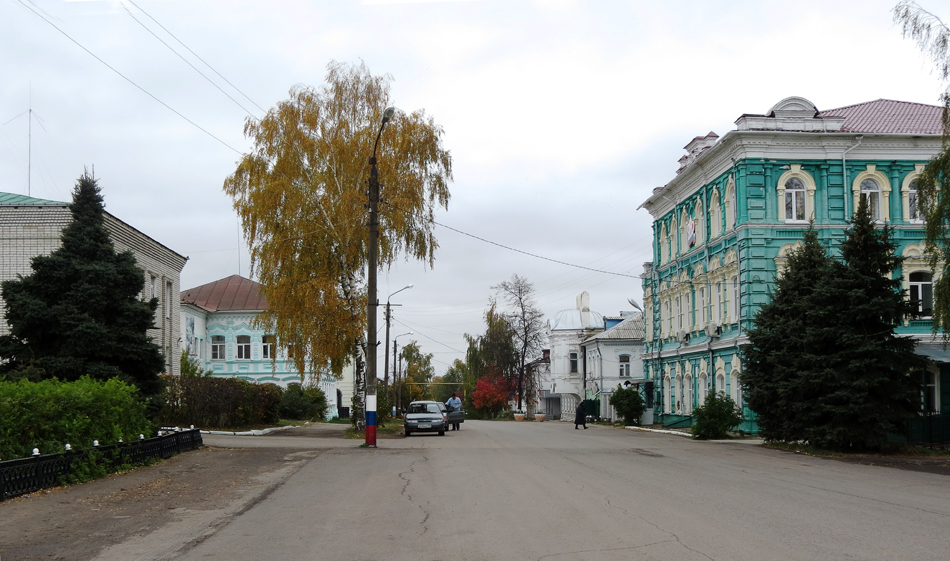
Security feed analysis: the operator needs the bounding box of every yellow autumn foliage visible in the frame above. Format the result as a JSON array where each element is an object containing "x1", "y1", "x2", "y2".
[{"x1": 223, "y1": 61, "x2": 452, "y2": 379}]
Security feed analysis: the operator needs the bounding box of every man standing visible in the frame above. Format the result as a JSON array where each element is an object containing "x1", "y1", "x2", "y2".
[{"x1": 446, "y1": 393, "x2": 462, "y2": 431}]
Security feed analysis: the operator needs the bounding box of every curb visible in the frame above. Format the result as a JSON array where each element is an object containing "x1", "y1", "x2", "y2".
[
  {"x1": 200, "y1": 425, "x2": 302, "y2": 436},
  {"x1": 624, "y1": 426, "x2": 693, "y2": 437}
]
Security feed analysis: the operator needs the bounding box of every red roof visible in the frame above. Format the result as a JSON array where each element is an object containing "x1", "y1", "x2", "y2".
[
  {"x1": 817, "y1": 99, "x2": 943, "y2": 134},
  {"x1": 180, "y1": 275, "x2": 268, "y2": 312}
]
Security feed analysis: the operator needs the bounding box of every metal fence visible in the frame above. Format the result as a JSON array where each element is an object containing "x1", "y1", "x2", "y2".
[
  {"x1": 0, "y1": 429, "x2": 202, "y2": 501},
  {"x1": 890, "y1": 411, "x2": 950, "y2": 447}
]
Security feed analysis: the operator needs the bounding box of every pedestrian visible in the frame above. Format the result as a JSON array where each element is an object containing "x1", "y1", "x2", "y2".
[
  {"x1": 446, "y1": 392, "x2": 462, "y2": 431},
  {"x1": 574, "y1": 401, "x2": 587, "y2": 430}
]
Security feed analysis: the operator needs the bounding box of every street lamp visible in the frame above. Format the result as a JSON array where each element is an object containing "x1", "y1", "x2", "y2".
[
  {"x1": 393, "y1": 331, "x2": 413, "y2": 414},
  {"x1": 366, "y1": 106, "x2": 396, "y2": 448},
  {"x1": 384, "y1": 284, "x2": 413, "y2": 394}
]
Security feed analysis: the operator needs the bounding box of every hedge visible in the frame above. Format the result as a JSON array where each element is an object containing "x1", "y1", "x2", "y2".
[{"x1": 159, "y1": 375, "x2": 282, "y2": 428}]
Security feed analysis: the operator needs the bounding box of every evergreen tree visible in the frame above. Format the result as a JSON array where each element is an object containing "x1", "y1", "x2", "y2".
[
  {"x1": 742, "y1": 201, "x2": 924, "y2": 450},
  {"x1": 0, "y1": 173, "x2": 165, "y2": 396}
]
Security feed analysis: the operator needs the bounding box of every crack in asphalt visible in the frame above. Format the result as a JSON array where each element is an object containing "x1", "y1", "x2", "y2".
[
  {"x1": 602, "y1": 495, "x2": 716, "y2": 561},
  {"x1": 397, "y1": 456, "x2": 431, "y2": 535}
]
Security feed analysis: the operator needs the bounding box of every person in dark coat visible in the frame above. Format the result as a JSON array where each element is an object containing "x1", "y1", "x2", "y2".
[{"x1": 574, "y1": 402, "x2": 587, "y2": 430}]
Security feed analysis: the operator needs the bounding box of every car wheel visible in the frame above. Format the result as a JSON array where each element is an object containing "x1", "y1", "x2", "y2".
[
  {"x1": 438, "y1": 430, "x2": 445, "y2": 436},
  {"x1": 405, "y1": 430, "x2": 411, "y2": 437}
]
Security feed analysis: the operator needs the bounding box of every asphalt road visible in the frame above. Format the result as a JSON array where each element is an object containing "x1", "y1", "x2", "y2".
[{"x1": 93, "y1": 420, "x2": 950, "y2": 561}]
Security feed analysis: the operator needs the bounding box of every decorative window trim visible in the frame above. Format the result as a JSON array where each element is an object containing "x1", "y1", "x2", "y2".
[
  {"x1": 776, "y1": 164, "x2": 816, "y2": 223},
  {"x1": 659, "y1": 223, "x2": 668, "y2": 264},
  {"x1": 852, "y1": 165, "x2": 891, "y2": 222},
  {"x1": 710, "y1": 190, "x2": 721, "y2": 239},
  {"x1": 902, "y1": 164, "x2": 926, "y2": 224},
  {"x1": 695, "y1": 200, "x2": 705, "y2": 246},
  {"x1": 670, "y1": 216, "x2": 679, "y2": 258}
]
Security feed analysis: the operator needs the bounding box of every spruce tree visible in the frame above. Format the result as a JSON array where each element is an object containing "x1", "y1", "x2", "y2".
[
  {"x1": 743, "y1": 201, "x2": 924, "y2": 450},
  {"x1": 0, "y1": 173, "x2": 165, "y2": 396}
]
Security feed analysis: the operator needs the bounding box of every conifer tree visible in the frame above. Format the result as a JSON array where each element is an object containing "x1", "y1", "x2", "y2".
[
  {"x1": 0, "y1": 173, "x2": 165, "y2": 396},
  {"x1": 743, "y1": 200, "x2": 923, "y2": 450}
]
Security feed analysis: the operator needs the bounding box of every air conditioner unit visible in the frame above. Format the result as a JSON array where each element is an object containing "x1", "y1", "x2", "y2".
[
  {"x1": 676, "y1": 330, "x2": 690, "y2": 343},
  {"x1": 707, "y1": 323, "x2": 721, "y2": 338}
]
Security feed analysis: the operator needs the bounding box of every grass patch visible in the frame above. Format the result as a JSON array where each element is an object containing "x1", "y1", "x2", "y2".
[{"x1": 344, "y1": 420, "x2": 404, "y2": 439}]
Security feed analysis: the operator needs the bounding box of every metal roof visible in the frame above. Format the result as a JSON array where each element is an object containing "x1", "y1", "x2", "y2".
[
  {"x1": 817, "y1": 99, "x2": 943, "y2": 134},
  {"x1": 583, "y1": 313, "x2": 645, "y2": 343},
  {"x1": 0, "y1": 192, "x2": 67, "y2": 205},
  {"x1": 180, "y1": 275, "x2": 268, "y2": 312}
]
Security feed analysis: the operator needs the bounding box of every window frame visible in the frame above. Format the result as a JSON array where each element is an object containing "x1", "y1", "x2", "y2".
[
  {"x1": 211, "y1": 335, "x2": 226, "y2": 361},
  {"x1": 236, "y1": 335, "x2": 251, "y2": 360}
]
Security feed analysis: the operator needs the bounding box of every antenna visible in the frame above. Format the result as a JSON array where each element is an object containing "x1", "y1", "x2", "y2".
[{"x1": 28, "y1": 84, "x2": 32, "y2": 196}]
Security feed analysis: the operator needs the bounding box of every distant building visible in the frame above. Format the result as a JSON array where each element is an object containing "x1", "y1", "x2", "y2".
[
  {"x1": 639, "y1": 96, "x2": 948, "y2": 431},
  {"x1": 582, "y1": 312, "x2": 646, "y2": 422},
  {"x1": 0, "y1": 192, "x2": 186, "y2": 375},
  {"x1": 179, "y1": 275, "x2": 345, "y2": 416}
]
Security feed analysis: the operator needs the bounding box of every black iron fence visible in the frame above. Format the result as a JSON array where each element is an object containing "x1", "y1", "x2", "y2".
[{"x1": 0, "y1": 429, "x2": 202, "y2": 501}]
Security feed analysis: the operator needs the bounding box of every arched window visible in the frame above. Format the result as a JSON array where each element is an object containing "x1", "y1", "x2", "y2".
[
  {"x1": 211, "y1": 335, "x2": 225, "y2": 360},
  {"x1": 619, "y1": 355, "x2": 630, "y2": 377},
  {"x1": 710, "y1": 191, "x2": 721, "y2": 238},
  {"x1": 236, "y1": 335, "x2": 251, "y2": 359},
  {"x1": 685, "y1": 374, "x2": 694, "y2": 415},
  {"x1": 675, "y1": 375, "x2": 684, "y2": 414},
  {"x1": 910, "y1": 271, "x2": 933, "y2": 318},
  {"x1": 731, "y1": 275, "x2": 739, "y2": 322},
  {"x1": 714, "y1": 281, "x2": 722, "y2": 324},
  {"x1": 670, "y1": 217, "x2": 679, "y2": 257},
  {"x1": 699, "y1": 374, "x2": 708, "y2": 406},
  {"x1": 659, "y1": 224, "x2": 668, "y2": 264},
  {"x1": 716, "y1": 373, "x2": 725, "y2": 394},
  {"x1": 695, "y1": 201, "x2": 705, "y2": 245},
  {"x1": 262, "y1": 335, "x2": 275, "y2": 359},
  {"x1": 861, "y1": 178, "x2": 882, "y2": 220},
  {"x1": 785, "y1": 177, "x2": 806, "y2": 221},
  {"x1": 664, "y1": 376, "x2": 672, "y2": 413},
  {"x1": 726, "y1": 181, "x2": 737, "y2": 230},
  {"x1": 697, "y1": 287, "x2": 706, "y2": 325},
  {"x1": 909, "y1": 179, "x2": 920, "y2": 221}
]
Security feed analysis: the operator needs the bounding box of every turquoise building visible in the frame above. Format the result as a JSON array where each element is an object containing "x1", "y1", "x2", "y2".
[{"x1": 639, "y1": 96, "x2": 948, "y2": 432}]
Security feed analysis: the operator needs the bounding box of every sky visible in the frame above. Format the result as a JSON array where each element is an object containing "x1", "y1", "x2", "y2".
[{"x1": 2, "y1": 0, "x2": 948, "y2": 377}]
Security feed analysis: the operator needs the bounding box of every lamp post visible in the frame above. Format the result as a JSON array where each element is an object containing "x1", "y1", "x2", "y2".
[
  {"x1": 366, "y1": 106, "x2": 395, "y2": 448},
  {"x1": 393, "y1": 331, "x2": 413, "y2": 414},
  {"x1": 384, "y1": 284, "x2": 413, "y2": 395}
]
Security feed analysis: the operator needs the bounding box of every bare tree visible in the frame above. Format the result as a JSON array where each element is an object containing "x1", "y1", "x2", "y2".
[{"x1": 493, "y1": 275, "x2": 546, "y2": 412}]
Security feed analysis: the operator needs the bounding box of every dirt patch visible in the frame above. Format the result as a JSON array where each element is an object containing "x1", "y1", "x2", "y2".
[
  {"x1": 835, "y1": 454, "x2": 950, "y2": 476},
  {"x1": 0, "y1": 445, "x2": 311, "y2": 561}
]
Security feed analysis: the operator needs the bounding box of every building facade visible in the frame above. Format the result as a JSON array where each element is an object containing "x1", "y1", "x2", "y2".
[
  {"x1": 639, "y1": 97, "x2": 949, "y2": 430},
  {"x1": 180, "y1": 275, "x2": 343, "y2": 416},
  {"x1": 582, "y1": 312, "x2": 646, "y2": 422},
  {"x1": 0, "y1": 192, "x2": 187, "y2": 375}
]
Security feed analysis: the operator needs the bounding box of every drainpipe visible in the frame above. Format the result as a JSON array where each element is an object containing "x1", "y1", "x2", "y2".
[{"x1": 842, "y1": 135, "x2": 864, "y2": 219}]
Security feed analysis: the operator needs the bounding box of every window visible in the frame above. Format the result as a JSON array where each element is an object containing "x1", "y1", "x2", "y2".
[
  {"x1": 236, "y1": 335, "x2": 251, "y2": 360},
  {"x1": 699, "y1": 374, "x2": 708, "y2": 405},
  {"x1": 659, "y1": 225, "x2": 668, "y2": 264},
  {"x1": 860, "y1": 178, "x2": 882, "y2": 221},
  {"x1": 150, "y1": 275, "x2": 157, "y2": 299},
  {"x1": 695, "y1": 202, "x2": 705, "y2": 246},
  {"x1": 908, "y1": 179, "x2": 920, "y2": 221},
  {"x1": 685, "y1": 375, "x2": 693, "y2": 414},
  {"x1": 785, "y1": 178, "x2": 806, "y2": 221},
  {"x1": 569, "y1": 352, "x2": 578, "y2": 374},
  {"x1": 922, "y1": 370, "x2": 938, "y2": 412},
  {"x1": 909, "y1": 271, "x2": 933, "y2": 318},
  {"x1": 663, "y1": 376, "x2": 671, "y2": 413},
  {"x1": 675, "y1": 375, "x2": 683, "y2": 413},
  {"x1": 731, "y1": 275, "x2": 739, "y2": 322},
  {"x1": 262, "y1": 335, "x2": 275, "y2": 359},
  {"x1": 710, "y1": 192, "x2": 721, "y2": 238},
  {"x1": 726, "y1": 182, "x2": 737, "y2": 230},
  {"x1": 698, "y1": 287, "x2": 706, "y2": 325},
  {"x1": 716, "y1": 373, "x2": 725, "y2": 394},
  {"x1": 619, "y1": 355, "x2": 630, "y2": 377},
  {"x1": 685, "y1": 293, "x2": 691, "y2": 330},
  {"x1": 211, "y1": 335, "x2": 225, "y2": 360},
  {"x1": 714, "y1": 282, "x2": 722, "y2": 323},
  {"x1": 670, "y1": 218, "x2": 679, "y2": 257},
  {"x1": 675, "y1": 296, "x2": 682, "y2": 330}
]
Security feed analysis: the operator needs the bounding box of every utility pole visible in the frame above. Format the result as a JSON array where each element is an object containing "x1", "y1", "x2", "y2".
[
  {"x1": 384, "y1": 284, "x2": 413, "y2": 394},
  {"x1": 365, "y1": 107, "x2": 394, "y2": 448}
]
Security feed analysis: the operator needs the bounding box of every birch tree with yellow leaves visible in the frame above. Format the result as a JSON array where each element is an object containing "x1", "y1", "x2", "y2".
[{"x1": 223, "y1": 61, "x2": 452, "y2": 422}]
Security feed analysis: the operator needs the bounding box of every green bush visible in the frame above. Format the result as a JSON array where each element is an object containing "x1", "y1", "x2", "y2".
[
  {"x1": 160, "y1": 375, "x2": 286, "y2": 428},
  {"x1": 692, "y1": 391, "x2": 742, "y2": 440},
  {"x1": 609, "y1": 384, "x2": 646, "y2": 426},
  {"x1": 495, "y1": 409, "x2": 515, "y2": 420},
  {"x1": 0, "y1": 376, "x2": 153, "y2": 460},
  {"x1": 279, "y1": 383, "x2": 328, "y2": 421}
]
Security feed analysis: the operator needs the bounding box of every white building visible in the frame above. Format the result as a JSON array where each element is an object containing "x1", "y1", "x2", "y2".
[
  {"x1": 582, "y1": 313, "x2": 646, "y2": 421},
  {"x1": 541, "y1": 292, "x2": 604, "y2": 421},
  {"x1": 180, "y1": 275, "x2": 345, "y2": 416},
  {"x1": 0, "y1": 192, "x2": 186, "y2": 375}
]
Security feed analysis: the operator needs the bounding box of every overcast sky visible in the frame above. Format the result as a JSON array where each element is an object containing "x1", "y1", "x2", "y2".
[{"x1": 2, "y1": 0, "x2": 947, "y2": 376}]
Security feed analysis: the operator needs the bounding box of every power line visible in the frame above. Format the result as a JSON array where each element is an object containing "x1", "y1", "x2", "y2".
[
  {"x1": 126, "y1": 0, "x2": 266, "y2": 114},
  {"x1": 121, "y1": 4, "x2": 258, "y2": 118},
  {"x1": 17, "y1": 0, "x2": 242, "y2": 155},
  {"x1": 380, "y1": 200, "x2": 639, "y2": 278}
]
